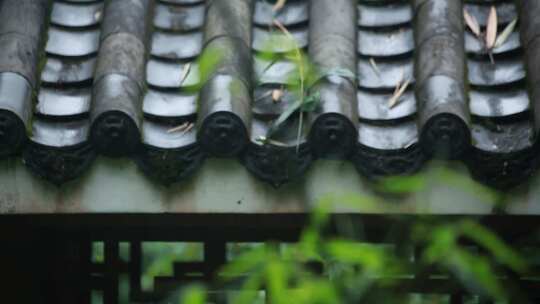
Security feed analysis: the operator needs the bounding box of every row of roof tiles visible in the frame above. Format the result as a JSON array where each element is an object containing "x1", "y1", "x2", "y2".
[{"x1": 0, "y1": 0, "x2": 538, "y2": 188}]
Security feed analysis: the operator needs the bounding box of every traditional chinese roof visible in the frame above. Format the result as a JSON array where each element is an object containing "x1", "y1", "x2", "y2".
[{"x1": 0, "y1": 0, "x2": 538, "y2": 189}]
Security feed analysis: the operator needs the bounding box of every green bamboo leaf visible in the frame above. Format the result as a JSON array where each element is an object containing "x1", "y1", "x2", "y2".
[
  {"x1": 289, "y1": 279, "x2": 341, "y2": 304},
  {"x1": 300, "y1": 91, "x2": 321, "y2": 112},
  {"x1": 221, "y1": 246, "x2": 268, "y2": 279},
  {"x1": 423, "y1": 226, "x2": 457, "y2": 263},
  {"x1": 266, "y1": 99, "x2": 303, "y2": 136},
  {"x1": 420, "y1": 225, "x2": 507, "y2": 300},
  {"x1": 231, "y1": 271, "x2": 265, "y2": 304},
  {"x1": 494, "y1": 18, "x2": 517, "y2": 49},
  {"x1": 261, "y1": 32, "x2": 298, "y2": 53},
  {"x1": 298, "y1": 228, "x2": 323, "y2": 261},
  {"x1": 266, "y1": 260, "x2": 289, "y2": 304},
  {"x1": 180, "y1": 285, "x2": 207, "y2": 304},
  {"x1": 446, "y1": 248, "x2": 507, "y2": 300},
  {"x1": 322, "y1": 67, "x2": 356, "y2": 80},
  {"x1": 325, "y1": 240, "x2": 385, "y2": 272},
  {"x1": 376, "y1": 174, "x2": 427, "y2": 194},
  {"x1": 309, "y1": 67, "x2": 357, "y2": 88},
  {"x1": 310, "y1": 198, "x2": 333, "y2": 227},
  {"x1": 459, "y1": 221, "x2": 527, "y2": 273},
  {"x1": 193, "y1": 45, "x2": 225, "y2": 92}
]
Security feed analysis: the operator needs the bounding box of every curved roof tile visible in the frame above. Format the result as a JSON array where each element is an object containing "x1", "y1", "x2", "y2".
[{"x1": 0, "y1": 0, "x2": 537, "y2": 190}]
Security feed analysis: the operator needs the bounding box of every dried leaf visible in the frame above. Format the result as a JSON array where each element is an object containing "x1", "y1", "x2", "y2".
[
  {"x1": 485, "y1": 6, "x2": 498, "y2": 50},
  {"x1": 94, "y1": 9, "x2": 103, "y2": 22},
  {"x1": 179, "y1": 63, "x2": 192, "y2": 86},
  {"x1": 388, "y1": 79, "x2": 410, "y2": 109},
  {"x1": 167, "y1": 122, "x2": 189, "y2": 133},
  {"x1": 272, "y1": 89, "x2": 284, "y2": 103},
  {"x1": 404, "y1": 137, "x2": 416, "y2": 149},
  {"x1": 494, "y1": 18, "x2": 517, "y2": 49},
  {"x1": 392, "y1": 80, "x2": 401, "y2": 97},
  {"x1": 463, "y1": 9, "x2": 481, "y2": 38},
  {"x1": 273, "y1": 19, "x2": 292, "y2": 37},
  {"x1": 267, "y1": 139, "x2": 288, "y2": 147},
  {"x1": 370, "y1": 58, "x2": 381, "y2": 77},
  {"x1": 183, "y1": 123, "x2": 195, "y2": 135},
  {"x1": 392, "y1": 69, "x2": 405, "y2": 96},
  {"x1": 272, "y1": 0, "x2": 286, "y2": 12}
]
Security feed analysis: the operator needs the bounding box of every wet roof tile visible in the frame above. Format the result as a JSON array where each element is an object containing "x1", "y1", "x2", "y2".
[{"x1": 0, "y1": 0, "x2": 538, "y2": 189}]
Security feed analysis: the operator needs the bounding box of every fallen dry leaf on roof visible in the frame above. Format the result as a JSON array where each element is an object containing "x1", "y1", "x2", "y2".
[
  {"x1": 464, "y1": 6, "x2": 518, "y2": 65},
  {"x1": 273, "y1": 0, "x2": 286, "y2": 12},
  {"x1": 179, "y1": 63, "x2": 192, "y2": 86},
  {"x1": 168, "y1": 122, "x2": 189, "y2": 134},
  {"x1": 485, "y1": 6, "x2": 498, "y2": 50},
  {"x1": 369, "y1": 58, "x2": 381, "y2": 77},
  {"x1": 393, "y1": 68, "x2": 405, "y2": 95},
  {"x1": 494, "y1": 18, "x2": 517, "y2": 49},
  {"x1": 463, "y1": 8, "x2": 481, "y2": 38},
  {"x1": 182, "y1": 123, "x2": 195, "y2": 135},
  {"x1": 389, "y1": 79, "x2": 410, "y2": 109},
  {"x1": 267, "y1": 139, "x2": 288, "y2": 147},
  {"x1": 272, "y1": 89, "x2": 284, "y2": 103},
  {"x1": 273, "y1": 19, "x2": 293, "y2": 37}
]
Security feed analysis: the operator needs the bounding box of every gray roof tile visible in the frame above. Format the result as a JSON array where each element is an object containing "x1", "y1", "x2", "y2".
[{"x1": 0, "y1": 0, "x2": 537, "y2": 189}]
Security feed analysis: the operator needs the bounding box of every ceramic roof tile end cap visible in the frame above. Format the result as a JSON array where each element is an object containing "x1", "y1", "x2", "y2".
[
  {"x1": 465, "y1": 119, "x2": 540, "y2": 190},
  {"x1": 90, "y1": 74, "x2": 142, "y2": 157},
  {"x1": 0, "y1": 72, "x2": 34, "y2": 159},
  {"x1": 0, "y1": 0, "x2": 51, "y2": 158},
  {"x1": 89, "y1": 0, "x2": 154, "y2": 157},
  {"x1": 414, "y1": 0, "x2": 471, "y2": 159},
  {"x1": 308, "y1": 88, "x2": 358, "y2": 159},
  {"x1": 197, "y1": 0, "x2": 253, "y2": 157},
  {"x1": 198, "y1": 105, "x2": 249, "y2": 157},
  {"x1": 419, "y1": 103, "x2": 471, "y2": 160},
  {"x1": 466, "y1": 145, "x2": 540, "y2": 190},
  {"x1": 196, "y1": 46, "x2": 251, "y2": 158},
  {"x1": 308, "y1": 0, "x2": 358, "y2": 159},
  {"x1": 0, "y1": 74, "x2": 33, "y2": 157},
  {"x1": 0, "y1": 110, "x2": 27, "y2": 157}
]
